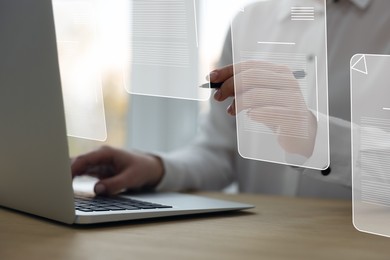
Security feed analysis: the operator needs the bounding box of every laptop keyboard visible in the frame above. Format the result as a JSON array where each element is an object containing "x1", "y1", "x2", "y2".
[{"x1": 75, "y1": 195, "x2": 173, "y2": 212}]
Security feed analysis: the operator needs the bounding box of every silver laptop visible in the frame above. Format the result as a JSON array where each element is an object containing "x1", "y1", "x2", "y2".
[{"x1": 0, "y1": 0, "x2": 252, "y2": 224}]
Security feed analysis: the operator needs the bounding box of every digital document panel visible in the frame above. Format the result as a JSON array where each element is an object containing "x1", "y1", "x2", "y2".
[
  {"x1": 351, "y1": 54, "x2": 390, "y2": 237},
  {"x1": 125, "y1": 0, "x2": 211, "y2": 101},
  {"x1": 53, "y1": 0, "x2": 107, "y2": 141},
  {"x1": 231, "y1": 0, "x2": 329, "y2": 169}
]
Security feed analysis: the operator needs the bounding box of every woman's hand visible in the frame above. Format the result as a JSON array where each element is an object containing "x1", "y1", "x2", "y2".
[
  {"x1": 71, "y1": 146, "x2": 164, "y2": 195},
  {"x1": 209, "y1": 61, "x2": 317, "y2": 157}
]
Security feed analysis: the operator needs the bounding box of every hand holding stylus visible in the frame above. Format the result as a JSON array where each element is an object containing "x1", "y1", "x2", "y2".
[{"x1": 207, "y1": 61, "x2": 317, "y2": 158}]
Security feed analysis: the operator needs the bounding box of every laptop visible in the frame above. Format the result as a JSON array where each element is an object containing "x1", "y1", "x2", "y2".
[{"x1": 0, "y1": 0, "x2": 253, "y2": 224}]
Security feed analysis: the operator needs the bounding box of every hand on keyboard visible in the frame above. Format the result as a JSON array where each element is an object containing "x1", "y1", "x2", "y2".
[{"x1": 71, "y1": 146, "x2": 164, "y2": 195}]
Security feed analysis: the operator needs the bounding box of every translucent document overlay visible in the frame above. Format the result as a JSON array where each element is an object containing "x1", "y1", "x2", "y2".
[
  {"x1": 351, "y1": 54, "x2": 390, "y2": 237},
  {"x1": 125, "y1": 0, "x2": 210, "y2": 101},
  {"x1": 231, "y1": 0, "x2": 329, "y2": 169},
  {"x1": 53, "y1": 0, "x2": 107, "y2": 141}
]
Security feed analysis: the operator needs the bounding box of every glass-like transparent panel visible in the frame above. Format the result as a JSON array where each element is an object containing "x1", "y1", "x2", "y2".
[
  {"x1": 231, "y1": 0, "x2": 329, "y2": 169},
  {"x1": 351, "y1": 54, "x2": 390, "y2": 238},
  {"x1": 53, "y1": 0, "x2": 107, "y2": 141},
  {"x1": 124, "y1": 0, "x2": 210, "y2": 101}
]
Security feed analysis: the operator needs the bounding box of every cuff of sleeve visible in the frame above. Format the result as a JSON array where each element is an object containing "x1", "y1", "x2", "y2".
[
  {"x1": 284, "y1": 111, "x2": 329, "y2": 169},
  {"x1": 153, "y1": 152, "x2": 187, "y2": 192},
  {"x1": 300, "y1": 111, "x2": 330, "y2": 170},
  {"x1": 302, "y1": 116, "x2": 352, "y2": 188},
  {"x1": 154, "y1": 153, "x2": 175, "y2": 191}
]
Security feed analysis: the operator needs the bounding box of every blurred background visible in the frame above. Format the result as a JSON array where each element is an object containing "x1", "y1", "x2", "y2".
[{"x1": 52, "y1": 0, "x2": 258, "y2": 157}]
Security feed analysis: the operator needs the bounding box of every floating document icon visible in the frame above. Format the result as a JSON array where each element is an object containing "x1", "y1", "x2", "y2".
[
  {"x1": 351, "y1": 54, "x2": 368, "y2": 75},
  {"x1": 53, "y1": 0, "x2": 107, "y2": 141},
  {"x1": 124, "y1": 0, "x2": 210, "y2": 101},
  {"x1": 351, "y1": 54, "x2": 390, "y2": 238},
  {"x1": 231, "y1": 0, "x2": 329, "y2": 170}
]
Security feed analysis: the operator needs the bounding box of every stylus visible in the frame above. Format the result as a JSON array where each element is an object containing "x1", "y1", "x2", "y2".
[{"x1": 200, "y1": 70, "x2": 306, "y2": 89}]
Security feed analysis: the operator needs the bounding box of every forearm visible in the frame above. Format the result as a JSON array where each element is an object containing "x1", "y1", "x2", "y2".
[
  {"x1": 156, "y1": 144, "x2": 236, "y2": 191},
  {"x1": 155, "y1": 99, "x2": 237, "y2": 192}
]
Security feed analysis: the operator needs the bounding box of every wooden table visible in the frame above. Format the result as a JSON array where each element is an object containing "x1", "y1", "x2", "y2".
[{"x1": 1, "y1": 193, "x2": 389, "y2": 260}]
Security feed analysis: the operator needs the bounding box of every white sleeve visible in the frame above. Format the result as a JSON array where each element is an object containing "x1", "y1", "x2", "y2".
[
  {"x1": 303, "y1": 117, "x2": 390, "y2": 187},
  {"x1": 155, "y1": 33, "x2": 237, "y2": 191},
  {"x1": 302, "y1": 115, "x2": 352, "y2": 187},
  {"x1": 155, "y1": 99, "x2": 237, "y2": 191}
]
